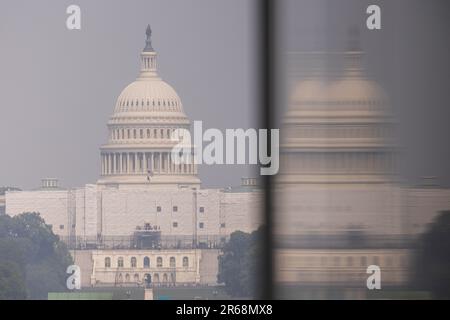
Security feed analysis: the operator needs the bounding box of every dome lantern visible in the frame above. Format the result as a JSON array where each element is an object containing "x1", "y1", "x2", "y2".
[{"x1": 98, "y1": 25, "x2": 200, "y2": 188}]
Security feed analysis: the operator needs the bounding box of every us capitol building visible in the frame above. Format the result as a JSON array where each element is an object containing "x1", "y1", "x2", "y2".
[
  {"x1": 274, "y1": 33, "x2": 450, "y2": 299},
  {"x1": 3, "y1": 26, "x2": 262, "y2": 288}
]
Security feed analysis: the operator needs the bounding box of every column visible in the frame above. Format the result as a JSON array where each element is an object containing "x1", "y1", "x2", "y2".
[
  {"x1": 108, "y1": 153, "x2": 111, "y2": 175},
  {"x1": 151, "y1": 152, "x2": 154, "y2": 173},
  {"x1": 143, "y1": 152, "x2": 147, "y2": 173},
  {"x1": 119, "y1": 153, "x2": 123, "y2": 174},
  {"x1": 159, "y1": 152, "x2": 162, "y2": 173},
  {"x1": 134, "y1": 152, "x2": 138, "y2": 173},
  {"x1": 166, "y1": 153, "x2": 170, "y2": 173},
  {"x1": 113, "y1": 152, "x2": 117, "y2": 174},
  {"x1": 127, "y1": 153, "x2": 130, "y2": 174}
]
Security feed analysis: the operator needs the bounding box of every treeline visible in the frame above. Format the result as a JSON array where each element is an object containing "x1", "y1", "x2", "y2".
[{"x1": 0, "y1": 213, "x2": 73, "y2": 299}]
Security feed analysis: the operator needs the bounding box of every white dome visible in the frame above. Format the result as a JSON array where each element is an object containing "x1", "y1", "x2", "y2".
[
  {"x1": 98, "y1": 25, "x2": 200, "y2": 188},
  {"x1": 289, "y1": 79, "x2": 330, "y2": 104},
  {"x1": 114, "y1": 78, "x2": 184, "y2": 114},
  {"x1": 328, "y1": 77, "x2": 387, "y2": 105}
]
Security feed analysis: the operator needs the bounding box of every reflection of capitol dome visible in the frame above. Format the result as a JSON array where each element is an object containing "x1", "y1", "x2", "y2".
[
  {"x1": 280, "y1": 45, "x2": 396, "y2": 184},
  {"x1": 98, "y1": 25, "x2": 200, "y2": 188}
]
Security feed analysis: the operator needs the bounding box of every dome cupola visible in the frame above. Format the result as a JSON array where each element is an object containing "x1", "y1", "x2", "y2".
[{"x1": 98, "y1": 25, "x2": 200, "y2": 188}]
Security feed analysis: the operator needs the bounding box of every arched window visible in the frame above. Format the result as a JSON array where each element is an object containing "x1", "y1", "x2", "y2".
[
  {"x1": 133, "y1": 129, "x2": 137, "y2": 139},
  {"x1": 117, "y1": 274, "x2": 123, "y2": 283},
  {"x1": 170, "y1": 257, "x2": 176, "y2": 268},
  {"x1": 105, "y1": 257, "x2": 111, "y2": 268},
  {"x1": 144, "y1": 256, "x2": 150, "y2": 268},
  {"x1": 163, "y1": 273, "x2": 168, "y2": 283},
  {"x1": 182, "y1": 257, "x2": 189, "y2": 268},
  {"x1": 134, "y1": 273, "x2": 139, "y2": 282},
  {"x1": 131, "y1": 257, "x2": 137, "y2": 268},
  {"x1": 157, "y1": 257, "x2": 163, "y2": 268},
  {"x1": 125, "y1": 274, "x2": 130, "y2": 282},
  {"x1": 360, "y1": 256, "x2": 368, "y2": 267},
  {"x1": 118, "y1": 257, "x2": 124, "y2": 268},
  {"x1": 154, "y1": 273, "x2": 160, "y2": 283},
  {"x1": 170, "y1": 273, "x2": 175, "y2": 283}
]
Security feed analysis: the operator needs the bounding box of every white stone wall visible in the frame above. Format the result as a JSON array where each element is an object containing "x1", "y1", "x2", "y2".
[
  {"x1": 5, "y1": 189, "x2": 70, "y2": 238},
  {"x1": 4, "y1": 185, "x2": 263, "y2": 241},
  {"x1": 90, "y1": 249, "x2": 201, "y2": 286},
  {"x1": 221, "y1": 191, "x2": 263, "y2": 235},
  {"x1": 100, "y1": 187, "x2": 196, "y2": 236},
  {"x1": 75, "y1": 184, "x2": 100, "y2": 240},
  {"x1": 275, "y1": 248, "x2": 411, "y2": 286},
  {"x1": 275, "y1": 184, "x2": 407, "y2": 236},
  {"x1": 404, "y1": 187, "x2": 450, "y2": 235}
]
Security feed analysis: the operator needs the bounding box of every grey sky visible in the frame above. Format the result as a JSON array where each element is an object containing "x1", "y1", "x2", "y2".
[
  {"x1": 0, "y1": 0, "x2": 259, "y2": 190},
  {"x1": 1, "y1": 0, "x2": 449, "y2": 190}
]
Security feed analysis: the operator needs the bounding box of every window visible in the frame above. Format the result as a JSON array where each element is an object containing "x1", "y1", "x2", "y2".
[
  {"x1": 199, "y1": 206, "x2": 205, "y2": 213},
  {"x1": 333, "y1": 256, "x2": 340, "y2": 267},
  {"x1": 170, "y1": 257, "x2": 176, "y2": 268},
  {"x1": 360, "y1": 256, "x2": 367, "y2": 267},
  {"x1": 346, "y1": 256, "x2": 353, "y2": 267},
  {"x1": 157, "y1": 206, "x2": 162, "y2": 212},
  {"x1": 373, "y1": 256, "x2": 380, "y2": 265},
  {"x1": 154, "y1": 273, "x2": 160, "y2": 282},
  {"x1": 386, "y1": 256, "x2": 393, "y2": 267},
  {"x1": 59, "y1": 225, "x2": 64, "y2": 230},
  {"x1": 173, "y1": 222, "x2": 178, "y2": 228},
  {"x1": 220, "y1": 223, "x2": 226, "y2": 228},
  {"x1": 118, "y1": 257, "x2": 124, "y2": 268},
  {"x1": 144, "y1": 256, "x2": 150, "y2": 268},
  {"x1": 182, "y1": 257, "x2": 189, "y2": 268},
  {"x1": 173, "y1": 206, "x2": 178, "y2": 212},
  {"x1": 134, "y1": 274, "x2": 139, "y2": 282},
  {"x1": 199, "y1": 222, "x2": 204, "y2": 229},
  {"x1": 157, "y1": 257, "x2": 163, "y2": 268},
  {"x1": 125, "y1": 274, "x2": 130, "y2": 282},
  {"x1": 105, "y1": 257, "x2": 111, "y2": 268},
  {"x1": 131, "y1": 257, "x2": 137, "y2": 268}
]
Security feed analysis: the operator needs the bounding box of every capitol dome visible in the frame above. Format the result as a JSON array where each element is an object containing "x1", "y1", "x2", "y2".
[
  {"x1": 280, "y1": 46, "x2": 396, "y2": 184},
  {"x1": 98, "y1": 25, "x2": 200, "y2": 188}
]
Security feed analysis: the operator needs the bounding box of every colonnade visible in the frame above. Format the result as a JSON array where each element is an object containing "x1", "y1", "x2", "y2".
[{"x1": 101, "y1": 151, "x2": 196, "y2": 175}]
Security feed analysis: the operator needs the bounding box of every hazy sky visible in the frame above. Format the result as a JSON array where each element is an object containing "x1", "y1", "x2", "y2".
[
  {"x1": 1, "y1": 0, "x2": 449, "y2": 190},
  {"x1": 0, "y1": 0, "x2": 259, "y2": 190}
]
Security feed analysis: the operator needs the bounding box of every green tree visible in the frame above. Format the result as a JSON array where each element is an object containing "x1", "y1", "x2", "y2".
[
  {"x1": 0, "y1": 212, "x2": 73, "y2": 299},
  {"x1": 414, "y1": 210, "x2": 450, "y2": 299},
  {"x1": 217, "y1": 227, "x2": 264, "y2": 298}
]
